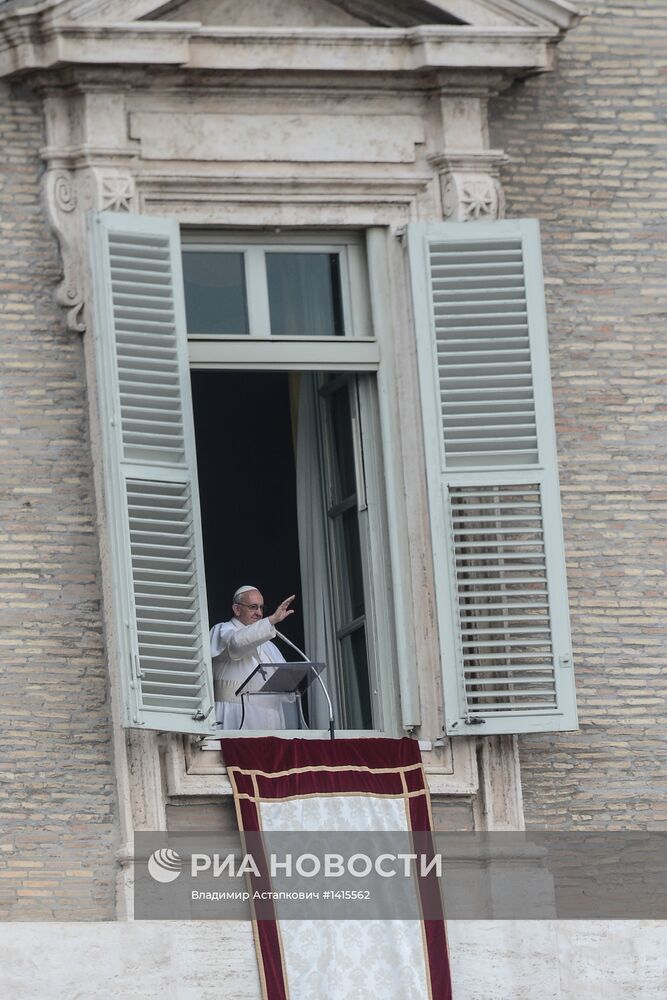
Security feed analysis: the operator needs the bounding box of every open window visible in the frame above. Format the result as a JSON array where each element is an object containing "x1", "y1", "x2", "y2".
[
  {"x1": 87, "y1": 211, "x2": 577, "y2": 739},
  {"x1": 87, "y1": 214, "x2": 398, "y2": 735},
  {"x1": 191, "y1": 369, "x2": 385, "y2": 731},
  {"x1": 185, "y1": 230, "x2": 394, "y2": 734}
]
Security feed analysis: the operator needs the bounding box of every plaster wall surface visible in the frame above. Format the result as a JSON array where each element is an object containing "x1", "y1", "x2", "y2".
[
  {"x1": 0, "y1": 79, "x2": 117, "y2": 919},
  {"x1": 490, "y1": 0, "x2": 667, "y2": 830},
  {"x1": 0, "y1": 920, "x2": 665, "y2": 999}
]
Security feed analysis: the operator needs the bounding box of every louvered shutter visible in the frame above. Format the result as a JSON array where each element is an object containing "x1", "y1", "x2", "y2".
[
  {"x1": 88, "y1": 212, "x2": 215, "y2": 734},
  {"x1": 408, "y1": 219, "x2": 577, "y2": 736}
]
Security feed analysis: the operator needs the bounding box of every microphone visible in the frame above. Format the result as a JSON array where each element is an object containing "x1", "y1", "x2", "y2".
[
  {"x1": 274, "y1": 630, "x2": 310, "y2": 663},
  {"x1": 274, "y1": 629, "x2": 335, "y2": 740}
]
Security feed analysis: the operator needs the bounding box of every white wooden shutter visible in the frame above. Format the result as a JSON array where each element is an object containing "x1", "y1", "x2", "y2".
[
  {"x1": 88, "y1": 212, "x2": 215, "y2": 734},
  {"x1": 408, "y1": 219, "x2": 577, "y2": 736}
]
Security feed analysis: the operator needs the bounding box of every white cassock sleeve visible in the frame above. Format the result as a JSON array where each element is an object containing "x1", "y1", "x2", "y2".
[{"x1": 210, "y1": 617, "x2": 277, "y2": 660}]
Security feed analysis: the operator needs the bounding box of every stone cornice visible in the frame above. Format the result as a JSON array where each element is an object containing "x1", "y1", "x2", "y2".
[
  {"x1": 10, "y1": 3, "x2": 581, "y2": 336},
  {"x1": 0, "y1": 16, "x2": 568, "y2": 79}
]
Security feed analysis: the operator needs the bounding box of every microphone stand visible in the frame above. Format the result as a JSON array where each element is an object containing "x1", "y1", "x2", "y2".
[{"x1": 274, "y1": 630, "x2": 335, "y2": 740}]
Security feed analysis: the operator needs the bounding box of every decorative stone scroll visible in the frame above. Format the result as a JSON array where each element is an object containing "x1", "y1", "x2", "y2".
[
  {"x1": 44, "y1": 168, "x2": 87, "y2": 333},
  {"x1": 430, "y1": 151, "x2": 508, "y2": 223},
  {"x1": 44, "y1": 166, "x2": 137, "y2": 333}
]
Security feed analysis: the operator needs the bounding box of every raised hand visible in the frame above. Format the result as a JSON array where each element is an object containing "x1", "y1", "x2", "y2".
[{"x1": 269, "y1": 595, "x2": 296, "y2": 626}]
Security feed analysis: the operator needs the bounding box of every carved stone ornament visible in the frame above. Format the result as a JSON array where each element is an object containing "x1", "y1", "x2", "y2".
[
  {"x1": 43, "y1": 167, "x2": 137, "y2": 333},
  {"x1": 441, "y1": 171, "x2": 505, "y2": 222},
  {"x1": 100, "y1": 173, "x2": 136, "y2": 212},
  {"x1": 44, "y1": 169, "x2": 87, "y2": 333},
  {"x1": 429, "y1": 151, "x2": 507, "y2": 223}
]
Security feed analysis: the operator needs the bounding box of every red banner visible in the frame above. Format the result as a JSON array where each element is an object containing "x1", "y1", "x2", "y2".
[{"x1": 222, "y1": 737, "x2": 452, "y2": 1000}]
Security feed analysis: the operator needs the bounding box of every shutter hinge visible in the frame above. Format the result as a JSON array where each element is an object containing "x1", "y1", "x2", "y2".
[
  {"x1": 394, "y1": 225, "x2": 407, "y2": 245},
  {"x1": 132, "y1": 652, "x2": 143, "y2": 680},
  {"x1": 193, "y1": 704, "x2": 214, "y2": 722},
  {"x1": 464, "y1": 717, "x2": 486, "y2": 726}
]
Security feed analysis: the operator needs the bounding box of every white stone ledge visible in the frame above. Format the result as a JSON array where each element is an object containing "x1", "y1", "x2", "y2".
[{"x1": 162, "y1": 738, "x2": 478, "y2": 799}]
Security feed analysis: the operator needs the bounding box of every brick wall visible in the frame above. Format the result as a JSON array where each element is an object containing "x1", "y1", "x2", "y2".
[
  {"x1": 1, "y1": 4, "x2": 663, "y2": 931},
  {"x1": 0, "y1": 80, "x2": 117, "y2": 917},
  {"x1": 490, "y1": 0, "x2": 667, "y2": 828}
]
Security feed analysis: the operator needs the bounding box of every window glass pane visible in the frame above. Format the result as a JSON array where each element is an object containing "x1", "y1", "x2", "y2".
[
  {"x1": 182, "y1": 251, "x2": 248, "y2": 335},
  {"x1": 333, "y1": 508, "x2": 365, "y2": 622},
  {"x1": 340, "y1": 628, "x2": 372, "y2": 730},
  {"x1": 330, "y1": 387, "x2": 356, "y2": 501},
  {"x1": 267, "y1": 253, "x2": 344, "y2": 337}
]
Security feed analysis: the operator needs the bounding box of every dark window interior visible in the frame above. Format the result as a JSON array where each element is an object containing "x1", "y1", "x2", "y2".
[{"x1": 191, "y1": 370, "x2": 305, "y2": 652}]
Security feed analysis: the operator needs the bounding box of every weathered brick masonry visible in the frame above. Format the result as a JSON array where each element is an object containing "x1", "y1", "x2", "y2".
[
  {"x1": 491, "y1": 0, "x2": 667, "y2": 829},
  {"x1": 0, "y1": 80, "x2": 117, "y2": 917},
  {"x1": 0, "y1": 3, "x2": 663, "y2": 934}
]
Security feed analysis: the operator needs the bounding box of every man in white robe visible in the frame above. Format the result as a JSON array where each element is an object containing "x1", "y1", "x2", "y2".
[{"x1": 210, "y1": 586, "x2": 295, "y2": 730}]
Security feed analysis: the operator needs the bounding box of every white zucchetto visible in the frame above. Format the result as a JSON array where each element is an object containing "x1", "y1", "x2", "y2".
[{"x1": 232, "y1": 585, "x2": 259, "y2": 603}]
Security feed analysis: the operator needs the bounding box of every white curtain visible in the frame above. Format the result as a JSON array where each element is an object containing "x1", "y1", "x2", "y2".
[{"x1": 295, "y1": 375, "x2": 334, "y2": 729}]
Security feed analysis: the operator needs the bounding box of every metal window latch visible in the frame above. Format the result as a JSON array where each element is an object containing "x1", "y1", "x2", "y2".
[
  {"x1": 464, "y1": 717, "x2": 486, "y2": 726},
  {"x1": 558, "y1": 655, "x2": 573, "y2": 669}
]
